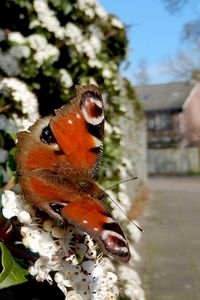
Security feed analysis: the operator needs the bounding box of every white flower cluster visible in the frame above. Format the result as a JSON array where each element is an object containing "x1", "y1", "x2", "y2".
[
  {"x1": 64, "y1": 23, "x2": 83, "y2": 45},
  {"x1": 76, "y1": 0, "x2": 108, "y2": 20},
  {"x1": 105, "y1": 189, "x2": 146, "y2": 300},
  {"x1": 118, "y1": 265, "x2": 145, "y2": 300},
  {"x1": 0, "y1": 29, "x2": 60, "y2": 77},
  {"x1": 0, "y1": 1, "x2": 123, "y2": 87},
  {"x1": 64, "y1": 22, "x2": 102, "y2": 67},
  {"x1": 33, "y1": 0, "x2": 65, "y2": 39},
  {"x1": 30, "y1": 0, "x2": 117, "y2": 79},
  {"x1": 8, "y1": 30, "x2": 59, "y2": 69},
  {"x1": 1, "y1": 190, "x2": 119, "y2": 300},
  {"x1": 115, "y1": 194, "x2": 146, "y2": 299},
  {"x1": 103, "y1": 122, "x2": 146, "y2": 299},
  {"x1": 0, "y1": 77, "x2": 39, "y2": 129},
  {"x1": 27, "y1": 34, "x2": 60, "y2": 67},
  {"x1": 0, "y1": 31, "x2": 29, "y2": 76}
]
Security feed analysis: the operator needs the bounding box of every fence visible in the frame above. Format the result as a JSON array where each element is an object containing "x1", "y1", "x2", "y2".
[{"x1": 148, "y1": 147, "x2": 200, "y2": 175}]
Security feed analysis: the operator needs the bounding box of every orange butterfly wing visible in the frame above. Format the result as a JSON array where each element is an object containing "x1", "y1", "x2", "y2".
[
  {"x1": 16, "y1": 84, "x2": 130, "y2": 262},
  {"x1": 50, "y1": 84, "x2": 104, "y2": 178},
  {"x1": 61, "y1": 198, "x2": 130, "y2": 263}
]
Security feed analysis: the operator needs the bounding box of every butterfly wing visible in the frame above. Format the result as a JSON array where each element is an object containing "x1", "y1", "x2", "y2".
[
  {"x1": 61, "y1": 197, "x2": 130, "y2": 263},
  {"x1": 16, "y1": 84, "x2": 106, "y2": 217},
  {"x1": 16, "y1": 84, "x2": 131, "y2": 262},
  {"x1": 50, "y1": 84, "x2": 104, "y2": 179},
  {"x1": 17, "y1": 84, "x2": 104, "y2": 176}
]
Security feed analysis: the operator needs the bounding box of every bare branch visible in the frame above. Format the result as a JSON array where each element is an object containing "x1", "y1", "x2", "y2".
[
  {"x1": 162, "y1": 0, "x2": 189, "y2": 13},
  {"x1": 166, "y1": 48, "x2": 200, "y2": 80},
  {"x1": 182, "y1": 18, "x2": 200, "y2": 43}
]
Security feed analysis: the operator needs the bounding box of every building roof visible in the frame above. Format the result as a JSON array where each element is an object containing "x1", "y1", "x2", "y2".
[{"x1": 136, "y1": 81, "x2": 195, "y2": 112}]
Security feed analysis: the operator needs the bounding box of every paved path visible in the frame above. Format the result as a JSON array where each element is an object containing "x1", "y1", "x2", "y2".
[{"x1": 134, "y1": 176, "x2": 200, "y2": 300}]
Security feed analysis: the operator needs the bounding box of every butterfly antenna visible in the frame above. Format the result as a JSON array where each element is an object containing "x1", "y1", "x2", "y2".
[
  {"x1": 105, "y1": 176, "x2": 138, "y2": 191},
  {"x1": 107, "y1": 194, "x2": 143, "y2": 232}
]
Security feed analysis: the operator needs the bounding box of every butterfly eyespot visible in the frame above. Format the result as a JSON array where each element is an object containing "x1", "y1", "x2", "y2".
[
  {"x1": 40, "y1": 125, "x2": 56, "y2": 144},
  {"x1": 50, "y1": 203, "x2": 66, "y2": 215}
]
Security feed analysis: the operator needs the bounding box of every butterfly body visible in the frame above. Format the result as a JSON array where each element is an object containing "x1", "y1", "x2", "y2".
[{"x1": 16, "y1": 84, "x2": 130, "y2": 263}]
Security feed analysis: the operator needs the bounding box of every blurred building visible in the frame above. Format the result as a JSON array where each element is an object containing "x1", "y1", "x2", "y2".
[{"x1": 136, "y1": 80, "x2": 200, "y2": 174}]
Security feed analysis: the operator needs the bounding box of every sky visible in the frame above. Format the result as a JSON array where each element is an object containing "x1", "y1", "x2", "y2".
[{"x1": 99, "y1": 0, "x2": 196, "y2": 84}]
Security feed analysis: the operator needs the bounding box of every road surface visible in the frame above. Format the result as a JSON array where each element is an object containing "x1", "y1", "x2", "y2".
[{"x1": 135, "y1": 176, "x2": 200, "y2": 300}]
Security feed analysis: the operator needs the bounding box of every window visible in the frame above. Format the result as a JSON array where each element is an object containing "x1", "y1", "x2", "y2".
[{"x1": 147, "y1": 113, "x2": 172, "y2": 131}]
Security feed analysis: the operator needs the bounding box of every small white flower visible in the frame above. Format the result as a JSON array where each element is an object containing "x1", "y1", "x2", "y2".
[
  {"x1": 17, "y1": 211, "x2": 32, "y2": 224},
  {"x1": 87, "y1": 77, "x2": 98, "y2": 86},
  {"x1": 118, "y1": 265, "x2": 145, "y2": 300},
  {"x1": 21, "y1": 226, "x2": 59, "y2": 259},
  {"x1": 85, "y1": 7, "x2": 95, "y2": 19},
  {"x1": 28, "y1": 34, "x2": 47, "y2": 50},
  {"x1": 105, "y1": 121, "x2": 113, "y2": 135},
  {"x1": 95, "y1": 5, "x2": 108, "y2": 19},
  {"x1": 0, "y1": 52, "x2": 21, "y2": 76},
  {"x1": 118, "y1": 190, "x2": 130, "y2": 209},
  {"x1": 113, "y1": 126, "x2": 122, "y2": 136},
  {"x1": 0, "y1": 148, "x2": 8, "y2": 163},
  {"x1": 88, "y1": 24, "x2": 103, "y2": 39},
  {"x1": 59, "y1": 69, "x2": 73, "y2": 89},
  {"x1": 127, "y1": 222, "x2": 142, "y2": 244},
  {"x1": 129, "y1": 243, "x2": 141, "y2": 263},
  {"x1": 54, "y1": 272, "x2": 72, "y2": 288},
  {"x1": 88, "y1": 59, "x2": 102, "y2": 69},
  {"x1": 2, "y1": 191, "x2": 25, "y2": 219},
  {"x1": 89, "y1": 35, "x2": 101, "y2": 53},
  {"x1": 29, "y1": 19, "x2": 40, "y2": 29},
  {"x1": 65, "y1": 23, "x2": 83, "y2": 45},
  {"x1": 111, "y1": 17, "x2": 123, "y2": 29},
  {"x1": 43, "y1": 220, "x2": 65, "y2": 238},
  {"x1": 102, "y1": 68, "x2": 113, "y2": 79},
  {"x1": 66, "y1": 291, "x2": 83, "y2": 300},
  {"x1": 33, "y1": 0, "x2": 65, "y2": 39},
  {"x1": 8, "y1": 32, "x2": 26, "y2": 43},
  {"x1": 51, "y1": 227, "x2": 65, "y2": 239},
  {"x1": 76, "y1": 0, "x2": 96, "y2": 10},
  {"x1": 117, "y1": 165, "x2": 128, "y2": 179},
  {"x1": 13, "y1": 115, "x2": 34, "y2": 131},
  {"x1": 0, "y1": 78, "x2": 39, "y2": 128},
  {"x1": 34, "y1": 43, "x2": 59, "y2": 67},
  {"x1": 29, "y1": 257, "x2": 55, "y2": 283},
  {"x1": 9, "y1": 45, "x2": 30, "y2": 59},
  {"x1": 82, "y1": 40, "x2": 96, "y2": 59}
]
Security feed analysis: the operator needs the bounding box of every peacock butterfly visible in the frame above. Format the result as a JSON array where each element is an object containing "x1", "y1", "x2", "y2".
[{"x1": 16, "y1": 84, "x2": 130, "y2": 263}]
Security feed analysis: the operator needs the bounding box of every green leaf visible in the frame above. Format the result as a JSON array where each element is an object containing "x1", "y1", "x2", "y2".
[{"x1": 0, "y1": 242, "x2": 28, "y2": 289}]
